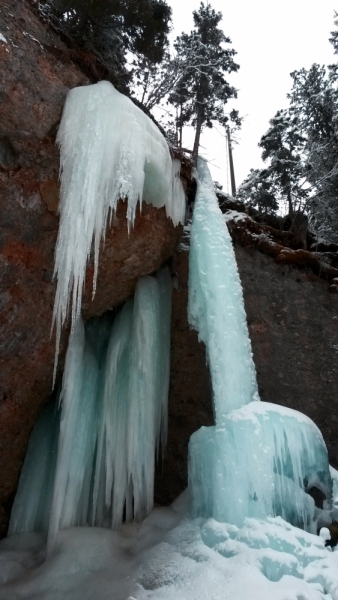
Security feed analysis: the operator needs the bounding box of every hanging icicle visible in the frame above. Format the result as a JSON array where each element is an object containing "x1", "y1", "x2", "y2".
[{"x1": 52, "y1": 81, "x2": 185, "y2": 374}]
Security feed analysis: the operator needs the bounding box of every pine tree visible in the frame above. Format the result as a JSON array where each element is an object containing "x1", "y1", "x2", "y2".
[
  {"x1": 39, "y1": 0, "x2": 172, "y2": 88},
  {"x1": 288, "y1": 64, "x2": 338, "y2": 241},
  {"x1": 169, "y1": 2, "x2": 240, "y2": 162},
  {"x1": 258, "y1": 110, "x2": 308, "y2": 217},
  {"x1": 237, "y1": 168, "x2": 278, "y2": 214}
]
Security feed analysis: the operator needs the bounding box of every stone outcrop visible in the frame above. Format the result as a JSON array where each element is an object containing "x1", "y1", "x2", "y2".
[
  {"x1": 235, "y1": 243, "x2": 338, "y2": 470},
  {"x1": 154, "y1": 248, "x2": 213, "y2": 505},
  {"x1": 0, "y1": 0, "x2": 183, "y2": 535}
]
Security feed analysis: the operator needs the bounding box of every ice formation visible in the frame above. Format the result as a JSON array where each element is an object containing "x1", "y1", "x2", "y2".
[
  {"x1": 189, "y1": 402, "x2": 332, "y2": 531},
  {"x1": 188, "y1": 158, "x2": 332, "y2": 533},
  {"x1": 1, "y1": 502, "x2": 338, "y2": 600},
  {"x1": 188, "y1": 158, "x2": 259, "y2": 421},
  {"x1": 9, "y1": 270, "x2": 172, "y2": 554},
  {"x1": 3, "y1": 110, "x2": 337, "y2": 599},
  {"x1": 53, "y1": 81, "x2": 185, "y2": 370}
]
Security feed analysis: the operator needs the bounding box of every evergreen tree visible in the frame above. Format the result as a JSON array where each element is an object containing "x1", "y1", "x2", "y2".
[
  {"x1": 39, "y1": 0, "x2": 172, "y2": 89},
  {"x1": 168, "y1": 2, "x2": 240, "y2": 162},
  {"x1": 288, "y1": 64, "x2": 338, "y2": 241},
  {"x1": 258, "y1": 109, "x2": 308, "y2": 217},
  {"x1": 237, "y1": 168, "x2": 278, "y2": 214}
]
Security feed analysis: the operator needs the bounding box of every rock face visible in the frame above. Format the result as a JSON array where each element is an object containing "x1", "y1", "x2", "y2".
[
  {"x1": 154, "y1": 249, "x2": 213, "y2": 505},
  {"x1": 0, "y1": 0, "x2": 182, "y2": 536},
  {"x1": 234, "y1": 244, "x2": 338, "y2": 469},
  {"x1": 155, "y1": 233, "x2": 338, "y2": 506}
]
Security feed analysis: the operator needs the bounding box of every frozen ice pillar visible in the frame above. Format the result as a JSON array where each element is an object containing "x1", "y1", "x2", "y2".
[
  {"x1": 189, "y1": 402, "x2": 332, "y2": 531},
  {"x1": 188, "y1": 159, "x2": 332, "y2": 532},
  {"x1": 53, "y1": 81, "x2": 185, "y2": 367},
  {"x1": 188, "y1": 157, "x2": 259, "y2": 422}
]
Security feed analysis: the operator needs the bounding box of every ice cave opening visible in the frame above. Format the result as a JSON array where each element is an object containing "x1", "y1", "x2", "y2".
[{"x1": 0, "y1": 82, "x2": 337, "y2": 600}]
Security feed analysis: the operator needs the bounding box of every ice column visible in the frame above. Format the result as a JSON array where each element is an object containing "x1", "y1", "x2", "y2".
[
  {"x1": 189, "y1": 402, "x2": 332, "y2": 531},
  {"x1": 188, "y1": 157, "x2": 259, "y2": 421},
  {"x1": 188, "y1": 159, "x2": 332, "y2": 531},
  {"x1": 53, "y1": 81, "x2": 185, "y2": 370},
  {"x1": 10, "y1": 271, "x2": 172, "y2": 555}
]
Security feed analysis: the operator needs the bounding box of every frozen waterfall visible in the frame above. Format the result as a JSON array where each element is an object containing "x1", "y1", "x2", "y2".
[
  {"x1": 9, "y1": 270, "x2": 172, "y2": 554},
  {"x1": 188, "y1": 158, "x2": 332, "y2": 532},
  {"x1": 52, "y1": 81, "x2": 185, "y2": 374},
  {"x1": 188, "y1": 158, "x2": 259, "y2": 421}
]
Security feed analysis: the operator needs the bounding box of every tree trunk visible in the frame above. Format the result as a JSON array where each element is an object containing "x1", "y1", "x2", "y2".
[
  {"x1": 287, "y1": 189, "x2": 293, "y2": 218},
  {"x1": 192, "y1": 108, "x2": 203, "y2": 164},
  {"x1": 226, "y1": 126, "x2": 236, "y2": 197}
]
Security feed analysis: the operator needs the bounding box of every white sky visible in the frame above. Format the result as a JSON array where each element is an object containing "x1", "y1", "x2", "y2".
[{"x1": 165, "y1": 0, "x2": 337, "y2": 192}]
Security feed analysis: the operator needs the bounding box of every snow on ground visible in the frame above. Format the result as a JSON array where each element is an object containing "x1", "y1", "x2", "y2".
[{"x1": 0, "y1": 494, "x2": 337, "y2": 600}]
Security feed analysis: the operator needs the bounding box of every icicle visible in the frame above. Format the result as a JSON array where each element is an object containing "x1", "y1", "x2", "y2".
[
  {"x1": 53, "y1": 82, "x2": 185, "y2": 375},
  {"x1": 92, "y1": 270, "x2": 172, "y2": 528},
  {"x1": 92, "y1": 299, "x2": 134, "y2": 528},
  {"x1": 12, "y1": 269, "x2": 173, "y2": 552},
  {"x1": 47, "y1": 319, "x2": 100, "y2": 554},
  {"x1": 188, "y1": 157, "x2": 259, "y2": 421}
]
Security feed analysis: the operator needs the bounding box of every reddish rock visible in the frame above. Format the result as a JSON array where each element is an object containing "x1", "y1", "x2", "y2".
[
  {"x1": 0, "y1": 0, "x2": 183, "y2": 536},
  {"x1": 154, "y1": 250, "x2": 213, "y2": 504},
  {"x1": 234, "y1": 244, "x2": 338, "y2": 469}
]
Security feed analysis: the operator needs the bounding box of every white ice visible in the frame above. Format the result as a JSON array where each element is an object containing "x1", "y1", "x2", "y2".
[
  {"x1": 188, "y1": 158, "x2": 259, "y2": 421},
  {"x1": 53, "y1": 81, "x2": 185, "y2": 372}
]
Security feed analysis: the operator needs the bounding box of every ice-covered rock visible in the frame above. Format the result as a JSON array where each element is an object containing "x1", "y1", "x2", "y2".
[{"x1": 53, "y1": 81, "x2": 185, "y2": 371}]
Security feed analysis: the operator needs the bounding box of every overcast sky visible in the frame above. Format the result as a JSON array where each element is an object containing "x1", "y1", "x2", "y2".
[{"x1": 165, "y1": 0, "x2": 337, "y2": 192}]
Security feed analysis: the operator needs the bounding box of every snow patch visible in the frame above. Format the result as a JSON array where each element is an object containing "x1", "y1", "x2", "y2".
[{"x1": 223, "y1": 209, "x2": 250, "y2": 222}]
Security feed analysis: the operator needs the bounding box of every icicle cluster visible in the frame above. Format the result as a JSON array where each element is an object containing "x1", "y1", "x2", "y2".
[
  {"x1": 189, "y1": 402, "x2": 332, "y2": 531},
  {"x1": 9, "y1": 271, "x2": 172, "y2": 554},
  {"x1": 188, "y1": 158, "x2": 259, "y2": 421},
  {"x1": 53, "y1": 81, "x2": 185, "y2": 368}
]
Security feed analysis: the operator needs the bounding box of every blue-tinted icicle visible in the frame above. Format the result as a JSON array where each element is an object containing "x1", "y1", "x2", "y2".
[{"x1": 10, "y1": 270, "x2": 172, "y2": 554}]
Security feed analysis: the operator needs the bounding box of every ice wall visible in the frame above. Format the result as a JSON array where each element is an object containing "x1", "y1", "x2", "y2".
[
  {"x1": 9, "y1": 270, "x2": 172, "y2": 554},
  {"x1": 188, "y1": 158, "x2": 259, "y2": 421},
  {"x1": 189, "y1": 402, "x2": 332, "y2": 531},
  {"x1": 53, "y1": 81, "x2": 185, "y2": 370}
]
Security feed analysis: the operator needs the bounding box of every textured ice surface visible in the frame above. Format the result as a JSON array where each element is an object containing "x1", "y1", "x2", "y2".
[
  {"x1": 331, "y1": 466, "x2": 338, "y2": 521},
  {"x1": 1, "y1": 500, "x2": 337, "y2": 600},
  {"x1": 9, "y1": 271, "x2": 172, "y2": 554},
  {"x1": 189, "y1": 402, "x2": 332, "y2": 531},
  {"x1": 188, "y1": 158, "x2": 259, "y2": 421},
  {"x1": 53, "y1": 81, "x2": 185, "y2": 370},
  {"x1": 8, "y1": 402, "x2": 60, "y2": 536}
]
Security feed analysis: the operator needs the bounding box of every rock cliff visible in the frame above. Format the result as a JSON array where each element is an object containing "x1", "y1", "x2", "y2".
[
  {"x1": 0, "y1": 0, "x2": 183, "y2": 535},
  {"x1": 1, "y1": 0, "x2": 337, "y2": 540}
]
